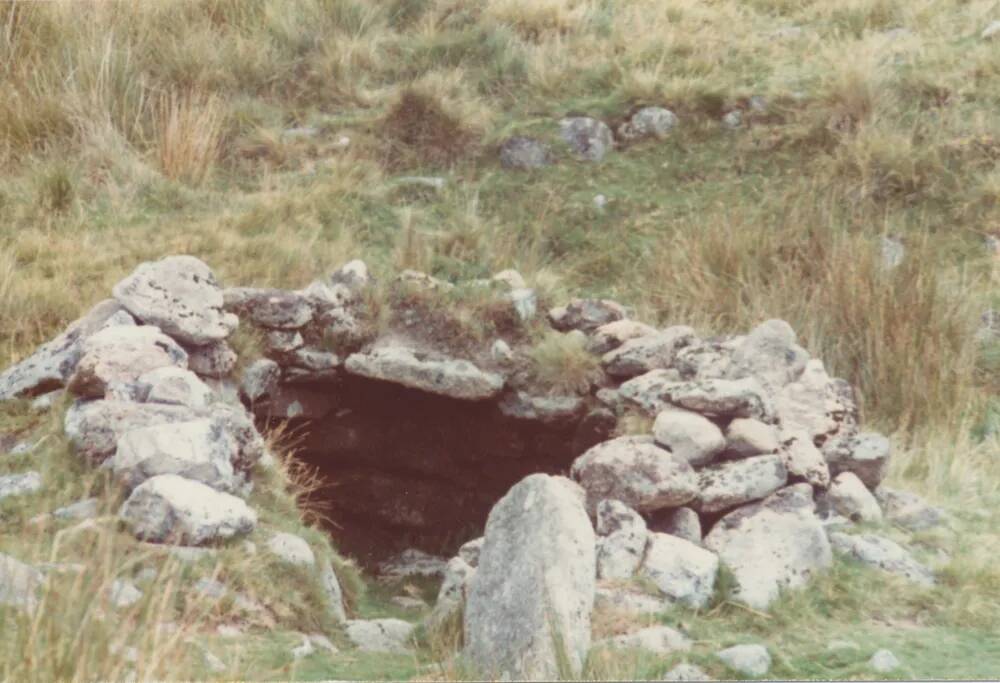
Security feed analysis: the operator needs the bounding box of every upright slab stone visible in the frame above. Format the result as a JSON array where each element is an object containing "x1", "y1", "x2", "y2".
[
  {"x1": 464, "y1": 474, "x2": 595, "y2": 681},
  {"x1": 113, "y1": 256, "x2": 236, "y2": 346}
]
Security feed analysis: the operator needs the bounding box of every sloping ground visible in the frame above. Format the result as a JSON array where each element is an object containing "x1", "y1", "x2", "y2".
[{"x1": 1, "y1": 0, "x2": 999, "y2": 680}]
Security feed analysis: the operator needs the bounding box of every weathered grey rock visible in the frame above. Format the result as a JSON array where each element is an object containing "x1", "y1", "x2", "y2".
[
  {"x1": 119, "y1": 474, "x2": 257, "y2": 545},
  {"x1": 185, "y1": 341, "x2": 237, "y2": 379},
  {"x1": 823, "y1": 431, "x2": 891, "y2": 489},
  {"x1": 618, "y1": 107, "x2": 678, "y2": 141},
  {"x1": 704, "y1": 484, "x2": 831, "y2": 609},
  {"x1": 492, "y1": 269, "x2": 527, "y2": 290},
  {"x1": 509, "y1": 287, "x2": 537, "y2": 322},
  {"x1": 588, "y1": 319, "x2": 657, "y2": 354},
  {"x1": 639, "y1": 532, "x2": 718, "y2": 608},
  {"x1": 548, "y1": 298, "x2": 626, "y2": 333},
  {"x1": 499, "y1": 136, "x2": 551, "y2": 169},
  {"x1": 345, "y1": 347, "x2": 504, "y2": 400},
  {"x1": 52, "y1": 497, "x2": 100, "y2": 520},
  {"x1": 653, "y1": 507, "x2": 702, "y2": 544},
  {"x1": 559, "y1": 116, "x2": 614, "y2": 161},
  {"x1": 266, "y1": 532, "x2": 315, "y2": 567},
  {"x1": 0, "y1": 553, "x2": 44, "y2": 610},
  {"x1": 716, "y1": 644, "x2": 771, "y2": 677},
  {"x1": 663, "y1": 663, "x2": 713, "y2": 681},
  {"x1": 65, "y1": 399, "x2": 260, "y2": 467},
  {"x1": 593, "y1": 583, "x2": 672, "y2": 616},
  {"x1": 458, "y1": 537, "x2": 484, "y2": 567},
  {"x1": 291, "y1": 634, "x2": 315, "y2": 660},
  {"x1": 113, "y1": 256, "x2": 235, "y2": 346},
  {"x1": 396, "y1": 269, "x2": 453, "y2": 291},
  {"x1": 725, "y1": 418, "x2": 779, "y2": 458},
  {"x1": 345, "y1": 619, "x2": 414, "y2": 653},
  {"x1": 665, "y1": 377, "x2": 776, "y2": 422},
  {"x1": 321, "y1": 559, "x2": 348, "y2": 623},
  {"x1": 491, "y1": 339, "x2": 515, "y2": 364},
  {"x1": 595, "y1": 499, "x2": 648, "y2": 580},
  {"x1": 869, "y1": 649, "x2": 901, "y2": 673},
  {"x1": 0, "y1": 471, "x2": 42, "y2": 501},
  {"x1": 696, "y1": 454, "x2": 788, "y2": 513},
  {"x1": 571, "y1": 436, "x2": 698, "y2": 514},
  {"x1": 780, "y1": 430, "x2": 830, "y2": 488},
  {"x1": 426, "y1": 556, "x2": 476, "y2": 630},
  {"x1": 0, "y1": 299, "x2": 133, "y2": 400},
  {"x1": 602, "y1": 326, "x2": 696, "y2": 378},
  {"x1": 109, "y1": 579, "x2": 143, "y2": 608},
  {"x1": 464, "y1": 474, "x2": 595, "y2": 681},
  {"x1": 223, "y1": 287, "x2": 313, "y2": 330},
  {"x1": 829, "y1": 532, "x2": 934, "y2": 586},
  {"x1": 329, "y1": 259, "x2": 372, "y2": 295},
  {"x1": 111, "y1": 418, "x2": 241, "y2": 492},
  {"x1": 241, "y1": 359, "x2": 280, "y2": 402},
  {"x1": 140, "y1": 367, "x2": 213, "y2": 409},
  {"x1": 378, "y1": 548, "x2": 449, "y2": 580},
  {"x1": 776, "y1": 360, "x2": 855, "y2": 442},
  {"x1": 726, "y1": 320, "x2": 808, "y2": 391},
  {"x1": 67, "y1": 325, "x2": 188, "y2": 399},
  {"x1": 827, "y1": 473, "x2": 881, "y2": 523},
  {"x1": 721, "y1": 110, "x2": 743, "y2": 129},
  {"x1": 617, "y1": 369, "x2": 683, "y2": 413},
  {"x1": 498, "y1": 391, "x2": 583, "y2": 423},
  {"x1": 875, "y1": 487, "x2": 946, "y2": 531},
  {"x1": 653, "y1": 407, "x2": 726, "y2": 466},
  {"x1": 673, "y1": 339, "x2": 735, "y2": 381},
  {"x1": 596, "y1": 625, "x2": 691, "y2": 654},
  {"x1": 264, "y1": 329, "x2": 304, "y2": 354}
]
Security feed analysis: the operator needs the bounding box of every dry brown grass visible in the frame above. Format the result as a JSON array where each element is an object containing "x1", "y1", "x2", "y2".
[{"x1": 154, "y1": 91, "x2": 224, "y2": 185}]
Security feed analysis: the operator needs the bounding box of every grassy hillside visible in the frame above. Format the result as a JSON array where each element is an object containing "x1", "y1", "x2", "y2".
[{"x1": 1, "y1": 0, "x2": 999, "y2": 679}]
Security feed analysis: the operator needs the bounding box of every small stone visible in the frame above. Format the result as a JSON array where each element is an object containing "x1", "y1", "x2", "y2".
[
  {"x1": 264, "y1": 329, "x2": 304, "y2": 354},
  {"x1": 823, "y1": 431, "x2": 891, "y2": 489},
  {"x1": 588, "y1": 320, "x2": 657, "y2": 354},
  {"x1": 457, "y1": 538, "x2": 484, "y2": 568},
  {"x1": 498, "y1": 391, "x2": 584, "y2": 423},
  {"x1": 593, "y1": 194, "x2": 607, "y2": 210},
  {"x1": 639, "y1": 532, "x2": 718, "y2": 608},
  {"x1": 663, "y1": 663, "x2": 713, "y2": 681},
  {"x1": 223, "y1": 287, "x2": 313, "y2": 329},
  {"x1": 869, "y1": 649, "x2": 901, "y2": 673},
  {"x1": 982, "y1": 20, "x2": 1000, "y2": 40},
  {"x1": 597, "y1": 625, "x2": 691, "y2": 654},
  {"x1": 827, "y1": 472, "x2": 882, "y2": 523},
  {"x1": 651, "y1": 507, "x2": 701, "y2": 544},
  {"x1": 345, "y1": 347, "x2": 504, "y2": 401},
  {"x1": 185, "y1": 341, "x2": 238, "y2": 379},
  {"x1": 653, "y1": 407, "x2": 726, "y2": 466},
  {"x1": 320, "y1": 560, "x2": 348, "y2": 623},
  {"x1": 880, "y1": 235, "x2": 905, "y2": 270},
  {"x1": 397, "y1": 176, "x2": 446, "y2": 190},
  {"x1": 52, "y1": 498, "x2": 100, "y2": 520},
  {"x1": 0, "y1": 471, "x2": 42, "y2": 501},
  {"x1": 491, "y1": 339, "x2": 515, "y2": 364},
  {"x1": 140, "y1": 367, "x2": 214, "y2": 409},
  {"x1": 725, "y1": 418, "x2": 779, "y2": 458},
  {"x1": 266, "y1": 532, "x2": 315, "y2": 567},
  {"x1": 30, "y1": 390, "x2": 63, "y2": 412},
  {"x1": 345, "y1": 619, "x2": 414, "y2": 653},
  {"x1": 291, "y1": 634, "x2": 315, "y2": 660},
  {"x1": 548, "y1": 298, "x2": 627, "y2": 333},
  {"x1": 378, "y1": 548, "x2": 448, "y2": 580},
  {"x1": 829, "y1": 532, "x2": 934, "y2": 586},
  {"x1": 716, "y1": 644, "x2": 771, "y2": 677},
  {"x1": 241, "y1": 359, "x2": 280, "y2": 402},
  {"x1": 559, "y1": 116, "x2": 614, "y2": 161},
  {"x1": 499, "y1": 136, "x2": 551, "y2": 169},
  {"x1": 108, "y1": 579, "x2": 143, "y2": 608},
  {"x1": 722, "y1": 111, "x2": 743, "y2": 129},
  {"x1": 780, "y1": 430, "x2": 830, "y2": 488},
  {"x1": 119, "y1": 474, "x2": 256, "y2": 545},
  {"x1": 595, "y1": 499, "x2": 648, "y2": 580},
  {"x1": 603, "y1": 326, "x2": 696, "y2": 378},
  {"x1": 618, "y1": 107, "x2": 678, "y2": 141}
]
